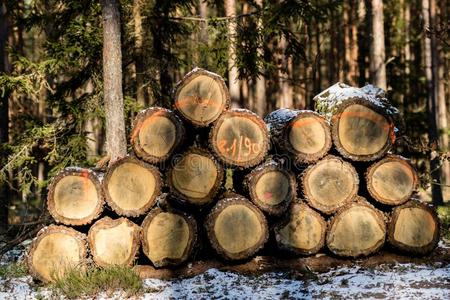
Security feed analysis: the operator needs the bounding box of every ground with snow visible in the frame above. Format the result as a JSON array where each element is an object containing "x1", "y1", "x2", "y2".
[{"x1": 1, "y1": 243, "x2": 449, "y2": 299}]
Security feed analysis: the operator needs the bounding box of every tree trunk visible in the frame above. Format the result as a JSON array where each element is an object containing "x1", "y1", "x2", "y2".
[
  {"x1": 366, "y1": 155, "x2": 418, "y2": 206},
  {"x1": 198, "y1": 0, "x2": 208, "y2": 67},
  {"x1": 254, "y1": 0, "x2": 266, "y2": 116},
  {"x1": 0, "y1": 0, "x2": 10, "y2": 234},
  {"x1": 27, "y1": 225, "x2": 88, "y2": 283},
  {"x1": 369, "y1": 0, "x2": 387, "y2": 89},
  {"x1": 103, "y1": 157, "x2": 162, "y2": 217},
  {"x1": 174, "y1": 68, "x2": 230, "y2": 126},
  {"x1": 141, "y1": 207, "x2": 197, "y2": 268},
  {"x1": 209, "y1": 108, "x2": 269, "y2": 168},
  {"x1": 224, "y1": 0, "x2": 240, "y2": 106},
  {"x1": 167, "y1": 147, "x2": 224, "y2": 206},
  {"x1": 102, "y1": 0, "x2": 127, "y2": 164},
  {"x1": 133, "y1": 0, "x2": 147, "y2": 107},
  {"x1": 326, "y1": 197, "x2": 386, "y2": 257},
  {"x1": 131, "y1": 107, "x2": 186, "y2": 164},
  {"x1": 433, "y1": 0, "x2": 449, "y2": 193},
  {"x1": 314, "y1": 82, "x2": 396, "y2": 161},
  {"x1": 264, "y1": 108, "x2": 332, "y2": 164},
  {"x1": 387, "y1": 201, "x2": 440, "y2": 255},
  {"x1": 243, "y1": 158, "x2": 297, "y2": 216},
  {"x1": 47, "y1": 167, "x2": 104, "y2": 226},
  {"x1": 422, "y1": 0, "x2": 443, "y2": 204},
  {"x1": 301, "y1": 155, "x2": 359, "y2": 215},
  {"x1": 88, "y1": 217, "x2": 141, "y2": 267},
  {"x1": 205, "y1": 192, "x2": 268, "y2": 260},
  {"x1": 275, "y1": 202, "x2": 326, "y2": 255}
]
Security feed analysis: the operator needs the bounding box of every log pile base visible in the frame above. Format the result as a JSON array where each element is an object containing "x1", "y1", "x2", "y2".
[{"x1": 135, "y1": 247, "x2": 450, "y2": 280}]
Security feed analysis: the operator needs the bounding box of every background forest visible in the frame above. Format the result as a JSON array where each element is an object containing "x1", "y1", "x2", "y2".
[{"x1": 0, "y1": 0, "x2": 448, "y2": 237}]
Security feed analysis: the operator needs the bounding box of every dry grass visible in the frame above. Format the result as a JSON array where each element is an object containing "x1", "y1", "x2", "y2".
[{"x1": 51, "y1": 265, "x2": 142, "y2": 299}]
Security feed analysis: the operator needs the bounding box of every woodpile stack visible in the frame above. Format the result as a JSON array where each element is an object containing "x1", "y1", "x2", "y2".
[{"x1": 27, "y1": 69, "x2": 440, "y2": 282}]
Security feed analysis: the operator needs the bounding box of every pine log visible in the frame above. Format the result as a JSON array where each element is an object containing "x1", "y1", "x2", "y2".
[
  {"x1": 264, "y1": 108, "x2": 332, "y2": 163},
  {"x1": 131, "y1": 107, "x2": 185, "y2": 164},
  {"x1": 167, "y1": 147, "x2": 224, "y2": 206},
  {"x1": 174, "y1": 68, "x2": 230, "y2": 126},
  {"x1": 47, "y1": 167, "x2": 104, "y2": 226},
  {"x1": 103, "y1": 157, "x2": 162, "y2": 217},
  {"x1": 244, "y1": 159, "x2": 297, "y2": 215},
  {"x1": 314, "y1": 82, "x2": 397, "y2": 161},
  {"x1": 301, "y1": 155, "x2": 359, "y2": 214},
  {"x1": 366, "y1": 155, "x2": 418, "y2": 206},
  {"x1": 27, "y1": 225, "x2": 88, "y2": 283},
  {"x1": 209, "y1": 109, "x2": 270, "y2": 168},
  {"x1": 205, "y1": 193, "x2": 269, "y2": 260},
  {"x1": 275, "y1": 202, "x2": 327, "y2": 255},
  {"x1": 141, "y1": 207, "x2": 197, "y2": 268},
  {"x1": 326, "y1": 198, "x2": 386, "y2": 257},
  {"x1": 88, "y1": 217, "x2": 141, "y2": 267},
  {"x1": 387, "y1": 201, "x2": 440, "y2": 255}
]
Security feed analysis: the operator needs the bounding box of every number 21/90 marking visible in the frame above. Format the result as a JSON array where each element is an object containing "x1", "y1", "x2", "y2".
[{"x1": 218, "y1": 136, "x2": 260, "y2": 161}]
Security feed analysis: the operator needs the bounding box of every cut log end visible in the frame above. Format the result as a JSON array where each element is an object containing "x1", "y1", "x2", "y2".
[
  {"x1": 388, "y1": 201, "x2": 440, "y2": 255},
  {"x1": 174, "y1": 68, "x2": 230, "y2": 126},
  {"x1": 104, "y1": 157, "x2": 162, "y2": 217},
  {"x1": 302, "y1": 155, "x2": 359, "y2": 214},
  {"x1": 210, "y1": 109, "x2": 269, "y2": 168},
  {"x1": 245, "y1": 160, "x2": 296, "y2": 215},
  {"x1": 168, "y1": 147, "x2": 224, "y2": 206},
  {"x1": 326, "y1": 198, "x2": 386, "y2": 257},
  {"x1": 131, "y1": 107, "x2": 185, "y2": 164},
  {"x1": 27, "y1": 225, "x2": 87, "y2": 283},
  {"x1": 275, "y1": 202, "x2": 327, "y2": 255},
  {"x1": 47, "y1": 167, "x2": 104, "y2": 226},
  {"x1": 88, "y1": 217, "x2": 141, "y2": 267},
  {"x1": 206, "y1": 193, "x2": 269, "y2": 260},
  {"x1": 332, "y1": 100, "x2": 394, "y2": 161},
  {"x1": 366, "y1": 155, "x2": 418, "y2": 206},
  {"x1": 141, "y1": 208, "x2": 197, "y2": 268},
  {"x1": 287, "y1": 112, "x2": 331, "y2": 163}
]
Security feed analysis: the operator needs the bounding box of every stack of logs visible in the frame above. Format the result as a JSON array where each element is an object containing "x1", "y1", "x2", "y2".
[{"x1": 27, "y1": 69, "x2": 440, "y2": 283}]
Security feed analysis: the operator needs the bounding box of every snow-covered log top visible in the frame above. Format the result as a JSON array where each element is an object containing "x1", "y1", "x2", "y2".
[{"x1": 313, "y1": 82, "x2": 399, "y2": 127}]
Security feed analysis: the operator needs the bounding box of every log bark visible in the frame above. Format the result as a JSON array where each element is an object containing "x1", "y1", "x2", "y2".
[
  {"x1": 209, "y1": 108, "x2": 270, "y2": 168},
  {"x1": 205, "y1": 193, "x2": 268, "y2": 260},
  {"x1": 264, "y1": 108, "x2": 332, "y2": 163},
  {"x1": 275, "y1": 201, "x2": 326, "y2": 255},
  {"x1": 174, "y1": 68, "x2": 230, "y2": 126},
  {"x1": 47, "y1": 167, "x2": 104, "y2": 226},
  {"x1": 27, "y1": 225, "x2": 88, "y2": 283},
  {"x1": 301, "y1": 155, "x2": 359, "y2": 215},
  {"x1": 366, "y1": 155, "x2": 418, "y2": 206},
  {"x1": 131, "y1": 107, "x2": 185, "y2": 164},
  {"x1": 314, "y1": 82, "x2": 397, "y2": 161},
  {"x1": 167, "y1": 147, "x2": 224, "y2": 206},
  {"x1": 326, "y1": 197, "x2": 386, "y2": 257},
  {"x1": 141, "y1": 207, "x2": 197, "y2": 268},
  {"x1": 103, "y1": 156, "x2": 162, "y2": 217},
  {"x1": 387, "y1": 201, "x2": 440, "y2": 255},
  {"x1": 244, "y1": 159, "x2": 297, "y2": 216},
  {"x1": 88, "y1": 217, "x2": 141, "y2": 267}
]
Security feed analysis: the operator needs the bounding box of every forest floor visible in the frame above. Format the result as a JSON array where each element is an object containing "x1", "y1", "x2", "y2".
[{"x1": 1, "y1": 241, "x2": 449, "y2": 299}]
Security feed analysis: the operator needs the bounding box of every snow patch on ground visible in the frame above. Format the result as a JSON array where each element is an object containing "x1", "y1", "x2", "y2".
[{"x1": 1, "y1": 244, "x2": 449, "y2": 299}]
